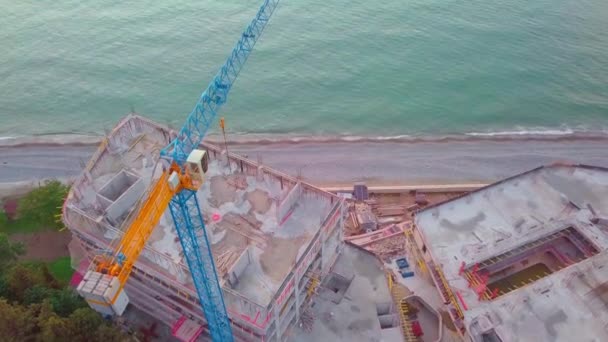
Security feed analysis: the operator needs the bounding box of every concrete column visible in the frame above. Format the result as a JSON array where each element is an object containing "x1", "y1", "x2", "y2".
[
  {"x1": 220, "y1": 150, "x2": 230, "y2": 168},
  {"x1": 294, "y1": 276, "x2": 301, "y2": 324},
  {"x1": 320, "y1": 233, "x2": 326, "y2": 274},
  {"x1": 272, "y1": 306, "x2": 282, "y2": 342}
]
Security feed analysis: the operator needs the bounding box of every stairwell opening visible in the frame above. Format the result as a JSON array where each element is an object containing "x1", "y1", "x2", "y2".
[{"x1": 376, "y1": 302, "x2": 398, "y2": 329}]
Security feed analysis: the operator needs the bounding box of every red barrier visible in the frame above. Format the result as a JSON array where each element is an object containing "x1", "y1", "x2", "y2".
[{"x1": 456, "y1": 291, "x2": 468, "y2": 311}]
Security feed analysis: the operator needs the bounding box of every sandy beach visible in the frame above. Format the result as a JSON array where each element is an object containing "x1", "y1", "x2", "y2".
[
  {"x1": 231, "y1": 139, "x2": 608, "y2": 186},
  {"x1": 1, "y1": 136, "x2": 608, "y2": 192}
]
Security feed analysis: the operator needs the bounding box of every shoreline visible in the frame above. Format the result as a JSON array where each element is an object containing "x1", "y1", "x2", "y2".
[
  {"x1": 2, "y1": 136, "x2": 608, "y2": 189},
  {"x1": 2, "y1": 129, "x2": 608, "y2": 149}
]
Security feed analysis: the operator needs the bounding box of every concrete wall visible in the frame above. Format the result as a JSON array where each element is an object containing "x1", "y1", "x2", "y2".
[
  {"x1": 106, "y1": 114, "x2": 173, "y2": 156},
  {"x1": 104, "y1": 173, "x2": 145, "y2": 225},
  {"x1": 227, "y1": 247, "x2": 251, "y2": 287},
  {"x1": 273, "y1": 199, "x2": 345, "y2": 341},
  {"x1": 222, "y1": 288, "x2": 270, "y2": 335},
  {"x1": 81, "y1": 115, "x2": 171, "y2": 179},
  {"x1": 99, "y1": 170, "x2": 138, "y2": 201},
  {"x1": 321, "y1": 201, "x2": 344, "y2": 274},
  {"x1": 277, "y1": 182, "x2": 302, "y2": 223}
]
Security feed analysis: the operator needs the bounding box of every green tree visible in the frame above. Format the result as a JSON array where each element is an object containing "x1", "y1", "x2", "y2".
[
  {"x1": 95, "y1": 324, "x2": 131, "y2": 342},
  {"x1": 4, "y1": 262, "x2": 60, "y2": 302},
  {"x1": 36, "y1": 301, "x2": 69, "y2": 342},
  {"x1": 0, "y1": 299, "x2": 37, "y2": 341},
  {"x1": 65, "y1": 307, "x2": 105, "y2": 342},
  {"x1": 18, "y1": 180, "x2": 69, "y2": 230},
  {"x1": 23, "y1": 284, "x2": 54, "y2": 305},
  {"x1": 5, "y1": 263, "x2": 45, "y2": 301},
  {"x1": 0, "y1": 276, "x2": 9, "y2": 299},
  {"x1": 40, "y1": 261, "x2": 62, "y2": 288},
  {"x1": 38, "y1": 314, "x2": 69, "y2": 342},
  {"x1": 49, "y1": 287, "x2": 86, "y2": 317},
  {"x1": 0, "y1": 232, "x2": 25, "y2": 270},
  {"x1": 0, "y1": 298, "x2": 131, "y2": 342}
]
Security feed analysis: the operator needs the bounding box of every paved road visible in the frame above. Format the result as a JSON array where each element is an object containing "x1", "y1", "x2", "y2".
[
  {"x1": 231, "y1": 139, "x2": 608, "y2": 185},
  {"x1": 2, "y1": 139, "x2": 607, "y2": 185},
  {"x1": 0, "y1": 145, "x2": 96, "y2": 183}
]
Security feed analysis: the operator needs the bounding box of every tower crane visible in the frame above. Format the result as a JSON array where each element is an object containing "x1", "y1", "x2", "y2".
[{"x1": 77, "y1": 1, "x2": 281, "y2": 341}]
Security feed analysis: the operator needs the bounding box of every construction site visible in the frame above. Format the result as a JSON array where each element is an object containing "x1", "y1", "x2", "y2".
[
  {"x1": 63, "y1": 114, "x2": 356, "y2": 341},
  {"x1": 61, "y1": 112, "x2": 608, "y2": 342},
  {"x1": 63, "y1": 115, "x2": 414, "y2": 341},
  {"x1": 57, "y1": 1, "x2": 421, "y2": 340},
  {"x1": 53, "y1": 0, "x2": 608, "y2": 341},
  {"x1": 404, "y1": 164, "x2": 608, "y2": 341}
]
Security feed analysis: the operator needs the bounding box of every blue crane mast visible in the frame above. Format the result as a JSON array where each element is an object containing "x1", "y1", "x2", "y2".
[
  {"x1": 162, "y1": 0, "x2": 280, "y2": 164},
  {"x1": 161, "y1": 1, "x2": 281, "y2": 341}
]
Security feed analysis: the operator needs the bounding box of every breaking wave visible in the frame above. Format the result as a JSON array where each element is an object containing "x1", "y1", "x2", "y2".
[
  {"x1": 2, "y1": 127, "x2": 608, "y2": 148},
  {"x1": 211, "y1": 127, "x2": 608, "y2": 145}
]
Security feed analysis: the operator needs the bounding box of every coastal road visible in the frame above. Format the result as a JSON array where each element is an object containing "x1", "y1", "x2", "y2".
[
  {"x1": 231, "y1": 139, "x2": 608, "y2": 185},
  {"x1": 0, "y1": 145, "x2": 96, "y2": 183},
  {"x1": 2, "y1": 139, "x2": 607, "y2": 186}
]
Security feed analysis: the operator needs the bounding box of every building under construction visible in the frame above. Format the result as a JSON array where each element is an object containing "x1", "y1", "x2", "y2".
[
  {"x1": 409, "y1": 164, "x2": 608, "y2": 341},
  {"x1": 63, "y1": 114, "x2": 346, "y2": 341}
]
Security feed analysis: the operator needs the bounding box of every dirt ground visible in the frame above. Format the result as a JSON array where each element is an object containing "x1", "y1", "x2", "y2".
[
  {"x1": 246, "y1": 189, "x2": 272, "y2": 214},
  {"x1": 260, "y1": 235, "x2": 309, "y2": 282},
  {"x1": 11, "y1": 230, "x2": 71, "y2": 261},
  {"x1": 209, "y1": 176, "x2": 237, "y2": 207},
  {"x1": 371, "y1": 191, "x2": 464, "y2": 209}
]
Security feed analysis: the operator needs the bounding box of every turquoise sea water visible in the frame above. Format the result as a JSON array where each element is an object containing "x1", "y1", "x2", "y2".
[{"x1": 1, "y1": 0, "x2": 607, "y2": 139}]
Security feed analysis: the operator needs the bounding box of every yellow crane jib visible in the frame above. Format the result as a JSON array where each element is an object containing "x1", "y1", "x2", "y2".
[{"x1": 77, "y1": 150, "x2": 210, "y2": 316}]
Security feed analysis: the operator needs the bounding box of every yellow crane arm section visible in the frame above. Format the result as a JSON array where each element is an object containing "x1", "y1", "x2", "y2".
[{"x1": 96, "y1": 170, "x2": 175, "y2": 301}]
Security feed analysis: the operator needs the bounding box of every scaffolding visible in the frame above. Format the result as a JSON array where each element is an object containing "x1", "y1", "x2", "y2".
[
  {"x1": 404, "y1": 229, "x2": 427, "y2": 275},
  {"x1": 387, "y1": 272, "x2": 417, "y2": 342},
  {"x1": 460, "y1": 264, "x2": 497, "y2": 301},
  {"x1": 428, "y1": 263, "x2": 465, "y2": 335}
]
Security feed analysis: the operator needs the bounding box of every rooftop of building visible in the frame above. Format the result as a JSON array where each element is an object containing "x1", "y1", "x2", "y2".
[
  {"x1": 414, "y1": 164, "x2": 608, "y2": 341},
  {"x1": 291, "y1": 243, "x2": 395, "y2": 342},
  {"x1": 64, "y1": 114, "x2": 338, "y2": 308}
]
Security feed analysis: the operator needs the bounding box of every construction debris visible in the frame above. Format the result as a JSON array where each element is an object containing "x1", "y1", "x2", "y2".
[
  {"x1": 372, "y1": 204, "x2": 406, "y2": 217},
  {"x1": 215, "y1": 247, "x2": 240, "y2": 277},
  {"x1": 414, "y1": 192, "x2": 428, "y2": 206},
  {"x1": 366, "y1": 234, "x2": 407, "y2": 262},
  {"x1": 354, "y1": 203, "x2": 377, "y2": 232}
]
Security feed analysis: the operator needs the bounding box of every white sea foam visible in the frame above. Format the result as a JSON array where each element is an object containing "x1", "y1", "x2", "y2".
[
  {"x1": 2, "y1": 126, "x2": 608, "y2": 149},
  {"x1": 465, "y1": 127, "x2": 576, "y2": 137},
  {"x1": 0, "y1": 133, "x2": 102, "y2": 147}
]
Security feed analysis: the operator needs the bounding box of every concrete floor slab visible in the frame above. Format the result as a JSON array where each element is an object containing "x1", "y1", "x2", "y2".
[
  {"x1": 291, "y1": 245, "x2": 395, "y2": 342},
  {"x1": 414, "y1": 164, "x2": 608, "y2": 342}
]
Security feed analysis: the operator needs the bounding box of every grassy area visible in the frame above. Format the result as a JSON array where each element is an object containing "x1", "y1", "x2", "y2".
[
  {"x1": 48, "y1": 256, "x2": 74, "y2": 284},
  {"x1": 0, "y1": 212, "x2": 51, "y2": 235},
  {"x1": 0, "y1": 180, "x2": 69, "y2": 236}
]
